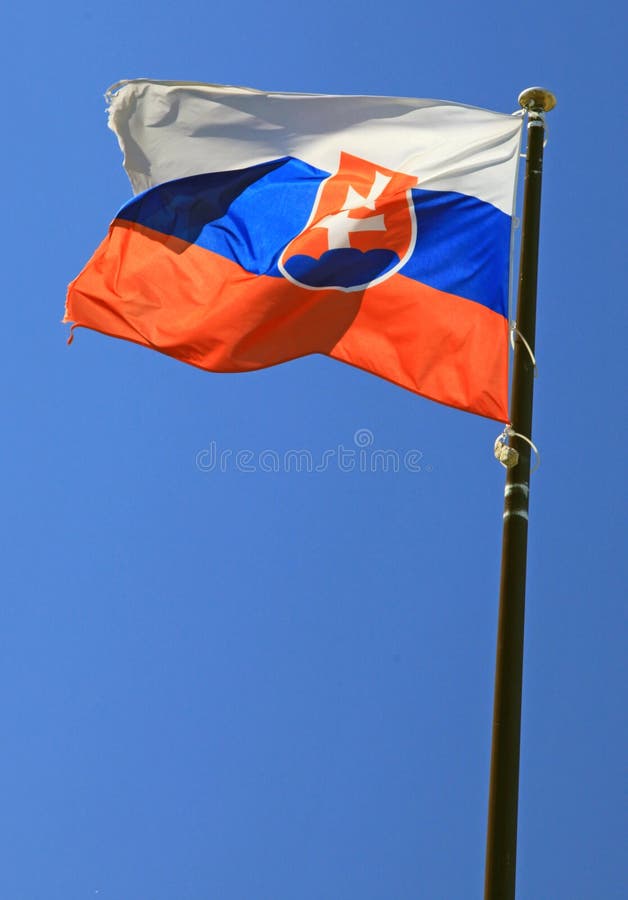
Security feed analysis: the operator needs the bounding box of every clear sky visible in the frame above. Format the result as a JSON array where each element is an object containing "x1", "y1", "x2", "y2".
[{"x1": 3, "y1": 1, "x2": 626, "y2": 898}]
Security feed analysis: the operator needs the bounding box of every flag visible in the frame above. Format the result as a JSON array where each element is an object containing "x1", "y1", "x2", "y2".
[{"x1": 65, "y1": 80, "x2": 522, "y2": 420}]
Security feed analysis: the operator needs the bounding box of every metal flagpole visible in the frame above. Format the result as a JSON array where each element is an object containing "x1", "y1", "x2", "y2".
[{"x1": 484, "y1": 87, "x2": 556, "y2": 900}]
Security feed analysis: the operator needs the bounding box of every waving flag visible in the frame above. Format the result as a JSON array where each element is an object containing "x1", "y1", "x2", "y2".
[{"x1": 65, "y1": 80, "x2": 522, "y2": 420}]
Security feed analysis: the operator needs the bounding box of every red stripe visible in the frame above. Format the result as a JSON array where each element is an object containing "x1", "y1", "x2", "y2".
[
  {"x1": 66, "y1": 220, "x2": 508, "y2": 421},
  {"x1": 329, "y1": 272, "x2": 508, "y2": 421}
]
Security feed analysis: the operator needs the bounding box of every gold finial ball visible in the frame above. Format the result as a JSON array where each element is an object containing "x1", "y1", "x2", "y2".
[{"x1": 518, "y1": 87, "x2": 557, "y2": 112}]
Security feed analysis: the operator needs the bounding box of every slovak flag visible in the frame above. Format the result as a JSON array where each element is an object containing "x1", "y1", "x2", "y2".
[{"x1": 65, "y1": 80, "x2": 523, "y2": 420}]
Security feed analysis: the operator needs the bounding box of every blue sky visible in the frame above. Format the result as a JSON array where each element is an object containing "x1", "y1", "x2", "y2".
[{"x1": 2, "y1": 1, "x2": 626, "y2": 898}]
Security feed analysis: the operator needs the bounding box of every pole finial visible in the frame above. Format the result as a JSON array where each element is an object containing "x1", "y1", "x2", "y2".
[{"x1": 518, "y1": 87, "x2": 556, "y2": 113}]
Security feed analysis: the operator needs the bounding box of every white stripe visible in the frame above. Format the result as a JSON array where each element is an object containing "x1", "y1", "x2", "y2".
[{"x1": 107, "y1": 80, "x2": 523, "y2": 214}]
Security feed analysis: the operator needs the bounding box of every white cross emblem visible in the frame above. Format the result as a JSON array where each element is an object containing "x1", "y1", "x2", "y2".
[{"x1": 314, "y1": 171, "x2": 392, "y2": 250}]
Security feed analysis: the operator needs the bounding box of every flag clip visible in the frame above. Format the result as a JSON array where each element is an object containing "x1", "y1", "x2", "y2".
[{"x1": 494, "y1": 427, "x2": 519, "y2": 468}]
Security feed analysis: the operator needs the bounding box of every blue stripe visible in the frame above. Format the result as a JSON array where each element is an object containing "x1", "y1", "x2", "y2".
[
  {"x1": 404, "y1": 188, "x2": 510, "y2": 316},
  {"x1": 117, "y1": 158, "x2": 510, "y2": 316}
]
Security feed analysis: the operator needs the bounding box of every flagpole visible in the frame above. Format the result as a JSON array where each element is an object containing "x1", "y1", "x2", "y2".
[{"x1": 484, "y1": 87, "x2": 555, "y2": 900}]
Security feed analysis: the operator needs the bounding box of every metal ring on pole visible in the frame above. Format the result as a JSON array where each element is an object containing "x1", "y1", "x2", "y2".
[
  {"x1": 508, "y1": 427, "x2": 541, "y2": 473},
  {"x1": 509, "y1": 322, "x2": 538, "y2": 376}
]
